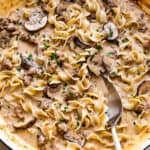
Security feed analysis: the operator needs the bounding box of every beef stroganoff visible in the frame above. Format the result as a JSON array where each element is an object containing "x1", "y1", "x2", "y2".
[{"x1": 0, "y1": 0, "x2": 149, "y2": 150}]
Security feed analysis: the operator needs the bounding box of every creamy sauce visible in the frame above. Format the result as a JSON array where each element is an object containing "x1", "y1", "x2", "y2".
[{"x1": 0, "y1": 0, "x2": 149, "y2": 150}]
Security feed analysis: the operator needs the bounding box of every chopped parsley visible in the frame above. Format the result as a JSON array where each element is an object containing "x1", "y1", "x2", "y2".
[
  {"x1": 131, "y1": 93, "x2": 136, "y2": 98},
  {"x1": 43, "y1": 43, "x2": 50, "y2": 50},
  {"x1": 17, "y1": 68, "x2": 21, "y2": 72},
  {"x1": 16, "y1": 35, "x2": 19, "y2": 41},
  {"x1": 109, "y1": 27, "x2": 113, "y2": 37},
  {"x1": 27, "y1": 54, "x2": 33, "y2": 61},
  {"x1": 68, "y1": 92, "x2": 74, "y2": 98},
  {"x1": 110, "y1": 71, "x2": 118, "y2": 77},
  {"x1": 97, "y1": 45, "x2": 103, "y2": 53},
  {"x1": 64, "y1": 106, "x2": 69, "y2": 111},
  {"x1": 74, "y1": 45, "x2": 77, "y2": 49},
  {"x1": 107, "y1": 51, "x2": 114, "y2": 57},
  {"x1": 50, "y1": 52, "x2": 58, "y2": 63}
]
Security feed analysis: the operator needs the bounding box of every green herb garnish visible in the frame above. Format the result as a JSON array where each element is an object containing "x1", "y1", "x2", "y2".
[
  {"x1": 68, "y1": 92, "x2": 74, "y2": 98},
  {"x1": 107, "y1": 51, "x2": 114, "y2": 57},
  {"x1": 74, "y1": 45, "x2": 77, "y2": 49},
  {"x1": 110, "y1": 71, "x2": 118, "y2": 77},
  {"x1": 97, "y1": 45, "x2": 103, "y2": 53},
  {"x1": 17, "y1": 68, "x2": 21, "y2": 72},
  {"x1": 50, "y1": 52, "x2": 59, "y2": 64},
  {"x1": 64, "y1": 106, "x2": 69, "y2": 111},
  {"x1": 109, "y1": 27, "x2": 113, "y2": 37},
  {"x1": 131, "y1": 93, "x2": 136, "y2": 98},
  {"x1": 16, "y1": 35, "x2": 19, "y2": 41},
  {"x1": 27, "y1": 54, "x2": 33, "y2": 61},
  {"x1": 44, "y1": 43, "x2": 50, "y2": 50}
]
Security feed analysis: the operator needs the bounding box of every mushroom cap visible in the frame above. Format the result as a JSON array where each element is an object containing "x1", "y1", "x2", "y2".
[
  {"x1": 103, "y1": 22, "x2": 118, "y2": 40},
  {"x1": 137, "y1": 80, "x2": 150, "y2": 95},
  {"x1": 24, "y1": 10, "x2": 47, "y2": 32},
  {"x1": 64, "y1": 131, "x2": 86, "y2": 147},
  {"x1": 14, "y1": 116, "x2": 36, "y2": 129}
]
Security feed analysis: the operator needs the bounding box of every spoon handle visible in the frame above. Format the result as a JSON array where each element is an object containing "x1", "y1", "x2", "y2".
[{"x1": 111, "y1": 126, "x2": 122, "y2": 150}]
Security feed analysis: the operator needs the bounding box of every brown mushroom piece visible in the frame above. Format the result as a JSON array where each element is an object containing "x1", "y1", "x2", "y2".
[
  {"x1": 87, "y1": 54, "x2": 103, "y2": 76},
  {"x1": 134, "y1": 102, "x2": 146, "y2": 115},
  {"x1": 56, "y1": 1, "x2": 71, "y2": 22},
  {"x1": 64, "y1": 131, "x2": 86, "y2": 147},
  {"x1": 137, "y1": 80, "x2": 150, "y2": 95},
  {"x1": 14, "y1": 116, "x2": 36, "y2": 129},
  {"x1": 0, "y1": 30, "x2": 11, "y2": 48},
  {"x1": 103, "y1": 22, "x2": 118, "y2": 41},
  {"x1": 43, "y1": 81, "x2": 62, "y2": 98},
  {"x1": 20, "y1": 55, "x2": 39, "y2": 70},
  {"x1": 24, "y1": 9, "x2": 47, "y2": 32},
  {"x1": 73, "y1": 36, "x2": 91, "y2": 49}
]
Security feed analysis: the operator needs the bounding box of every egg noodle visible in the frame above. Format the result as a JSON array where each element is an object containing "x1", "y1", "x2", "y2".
[{"x1": 0, "y1": 0, "x2": 149, "y2": 150}]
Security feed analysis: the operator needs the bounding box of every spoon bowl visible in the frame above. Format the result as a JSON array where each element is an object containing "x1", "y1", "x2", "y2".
[{"x1": 102, "y1": 75, "x2": 123, "y2": 150}]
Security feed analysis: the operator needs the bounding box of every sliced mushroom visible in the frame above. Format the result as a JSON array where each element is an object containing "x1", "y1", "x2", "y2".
[
  {"x1": 87, "y1": 54, "x2": 103, "y2": 76},
  {"x1": 73, "y1": 36, "x2": 91, "y2": 49},
  {"x1": 43, "y1": 81, "x2": 62, "y2": 98},
  {"x1": 20, "y1": 55, "x2": 39, "y2": 70},
  {"x1": 14, "y1": 116, "x2": 36, "y2": 129},
  {"x1": 103, "y1": 22, "x2": 118, "y2": 41},
  {"x1": 137, "y1": 80, "x2": 150, "y2": 95},
  {"x1": 64, "y1": 131, "x2": 86, "y2": 147},
  {"x1": 56, "y1": 1, "x2": 72, "y2": 22},
  {"x1": 20, "y1": 55, "x2": 33, "y2": 69},
  {"x1": 24, "y1": 9, "x2": 47, "y2": 32}
]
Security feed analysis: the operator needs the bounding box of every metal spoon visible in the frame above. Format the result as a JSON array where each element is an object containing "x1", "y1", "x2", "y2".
[{"x1": 102, "y1": 75, "x2": 123, "y2": 150}]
